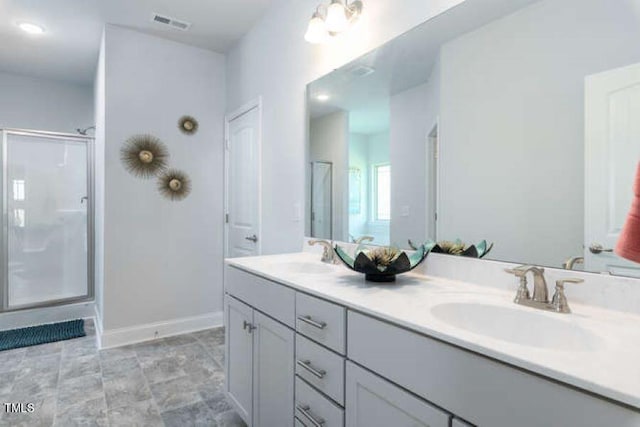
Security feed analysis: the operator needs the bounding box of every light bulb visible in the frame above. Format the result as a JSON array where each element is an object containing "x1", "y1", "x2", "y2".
[
  {"x1": 325, "y1": 0, "x2": 349, "y2": 33},
  {"x1": 304, "y1": 12, "x2": 329, "y2": 44},
  {"x1": 18, "y1": 22, "x2": 45, "y2": 35}
]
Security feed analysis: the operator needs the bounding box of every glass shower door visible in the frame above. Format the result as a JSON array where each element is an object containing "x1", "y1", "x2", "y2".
[{"x1": 2, "y1": 130, "x2": 92, "y2": 310}]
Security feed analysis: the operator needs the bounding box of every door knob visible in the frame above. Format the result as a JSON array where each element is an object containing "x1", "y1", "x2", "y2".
[
  {"x1": 245, "y1": 235, "x2": 258, "y2": 243},
  {"x1": 589, "y1": 243, "x2": 613, "y2": 255}
]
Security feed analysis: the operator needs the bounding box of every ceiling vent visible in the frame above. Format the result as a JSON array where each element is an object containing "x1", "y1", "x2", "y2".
[
  {"x1": 151, "y1": 13, "x2": 192, "y2": 31},
  {"x1": 348, "y1": 65, "x2": 375, "y2": 78}
]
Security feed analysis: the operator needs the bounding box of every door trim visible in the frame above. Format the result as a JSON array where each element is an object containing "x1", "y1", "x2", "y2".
[
  {"x1": 224, "y1": 97, "x2": 263, "y2": 258},
  {"x1": 0, "y1": 128, "x2": 95, "y2": 312}
]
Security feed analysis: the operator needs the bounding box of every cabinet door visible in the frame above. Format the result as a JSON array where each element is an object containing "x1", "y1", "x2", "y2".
[
  {"x1": 253, "y1": 311, "x2": 295, "y2": 427},
  {"x1": 345, "y1": 362, "x2": 450, "y2": 427},
  {"x1": 225, "y1": 295, "x2": 254, "y2": 425}
]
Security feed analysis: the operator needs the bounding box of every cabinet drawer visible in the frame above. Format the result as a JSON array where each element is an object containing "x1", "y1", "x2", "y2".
[
  {"x1": 296, "y1": 376, "x2": 344, "y2": 427},
  {"x1": 225, "y1": 265, "x2": 295, "y2": 327},
  {"x1": 296, "y1": 334, "x2": 345, "y2": 405},
  {"x1": 296, "y1": 293, "x2": 346, "y2": 354},
  {"x1": 348, "y1": 311, "x2": 640, "y2": 427},
  {"x1": 345, "y1": 362, "x2": 451, "y2": 427}
]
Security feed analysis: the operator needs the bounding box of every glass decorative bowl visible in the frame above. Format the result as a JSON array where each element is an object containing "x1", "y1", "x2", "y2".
[{"x1": 334, "y1": 243, "x2": 435, "y2": 283}]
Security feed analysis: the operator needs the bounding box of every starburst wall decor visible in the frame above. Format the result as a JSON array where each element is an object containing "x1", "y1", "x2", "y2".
[
  {"x1": 157, "y1": 169, "x2": 192, "y2": 201},
  {"x1": 120, "y1": 134, "x2": 169, "y2": 178}
]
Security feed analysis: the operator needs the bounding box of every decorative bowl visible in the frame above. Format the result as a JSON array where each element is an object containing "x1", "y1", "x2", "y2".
[
  {"x1": 430, "y1": 239, "x2": 494, "y2": 258},
  {"x1": 334, "y1": 242, "x2": 435, "y2": 282}
]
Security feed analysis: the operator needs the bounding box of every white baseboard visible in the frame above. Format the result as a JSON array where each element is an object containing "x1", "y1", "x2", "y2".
[
  {"x1": 0, "y1": 301, "x2": 96, "y2": 331},
  {"x1": 99, "y1": 311, "x2": 223, "y2": 349}
]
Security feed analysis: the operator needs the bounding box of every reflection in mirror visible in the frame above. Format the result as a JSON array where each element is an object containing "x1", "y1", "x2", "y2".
[{"x1": 306, "y1": 0, "x2": 640, "y2": 278}]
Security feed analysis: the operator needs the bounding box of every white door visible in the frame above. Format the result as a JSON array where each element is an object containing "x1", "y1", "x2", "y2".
[
  {"x1": 226, "y1": 104, "x2": 260, "y2": 258},
  {"x1": 224, "y1": 295, "x2": 254, "y2": 425},
  {"x1": 252, "y1": 311, "x2": 294, "y2": 427},
  {"x1": 585, "y1": 63, "x2": 640, "y2": 277}
]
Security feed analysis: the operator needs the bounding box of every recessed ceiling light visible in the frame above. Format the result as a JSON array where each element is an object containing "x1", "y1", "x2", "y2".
[
  {"x1": 316, "y1": 94, "x2": 330, "y2": 102},
  {"x1": 18, "y1": 22, "x2": 45, "y2": 35}
]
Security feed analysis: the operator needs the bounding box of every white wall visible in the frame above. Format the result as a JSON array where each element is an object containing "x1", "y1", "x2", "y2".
[
  {"x1": 390, "y1": 63, "x2": 441, "y2": 247},
  {"x1": 93, "y1": 31, "x2": 106, "y2": 329},
  {"x1": 309, "y1": 111, "x2": 349, "y2": 241},
  {"x1": 101, "y1": 26, "x2": 226, "y2": 338},
  {"x1": 226, "y1": 0, "x2": 465, "y2": 254},
  {"x1": 0, "y1": 71, "x2": 93, "y2": 133},
  {"x1": 437, "y1": 0, "x2": 640, "y2": 267}
]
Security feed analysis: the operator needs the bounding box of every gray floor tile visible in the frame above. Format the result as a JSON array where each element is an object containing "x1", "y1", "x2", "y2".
[
  {"x1": 0, "y1": 326, "x2": 228, "y2": 427},
  {"x1": 0, "y1": 394, "x2": 56, "y2": 427},
  {"x1": 0, "y1": 370, "x2": 18, "y2": 395},
  {"x1": 150, "y1": 375, "x2": 203, "y2": 412},
  {"x1": 11, "y1": 372, "x2": 59, "y2": 400},
  {"x1": 193, "y1": 328, "x2": 225, "y2": 347},
  {"x1": 57, "y1": 374, "x2": 104, "y2": 411},
  {"x1": 54, "y1": 397, "x2": 108, "y2": 427},
  {"x1": 62, "y1": 338, "x2": 98, "y2": 360},
  {"x1": 163, "y1": 334, "x2": 198, "y2": 347},
  {"x1": 61, "y1": 354, "x2": 101, "y2": 381},
  {"x1": 104, "y1": 370, "x2": 153, "y2": 410},
  {"x1": 15, "y1": 353, "x2": 61, "y2": 381},
  {"x1": 162, "y1": 400, "x2": 218, "y2": 427},
  {"x1": 215, "y1": 410, "x2": 247, "y2": 427},
  {"x1": 0, "y1": 349, "x2": 26, "y2": 374},
  {"x1": 141, "y1": 356, "x2": 187, "y2": 385},
  {"x1": 107, "y1": 399, "x2": 164, "y2": 427},
  {"x1": 100, "y1": 356, "x2": 140, "y2": 381},
  {"x1": 204, "y1": 392, "x2": 233, "y2": 414},
  {"x1": 98, "y1": 346, "x2": 136, "y2": 363},
  {"x1": 22, "y1": 342, "x2": 63, "y2": 359}
]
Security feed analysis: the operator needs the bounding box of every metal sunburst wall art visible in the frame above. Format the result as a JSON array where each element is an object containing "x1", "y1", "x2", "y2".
[
  {"x1": 158, "y1": 169, "x2": 192, "y2": 201},
  {"x1": 178, "y1": 115, "x2": 199, "y2": 135},
  {"x1": 120, "y1": 134, "x2": 169, "y2": 178}
]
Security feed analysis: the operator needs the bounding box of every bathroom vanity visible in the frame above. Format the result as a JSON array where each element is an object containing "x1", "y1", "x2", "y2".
[{"x1": 224, "y1": 252, "x2": 640, "y2": 427}]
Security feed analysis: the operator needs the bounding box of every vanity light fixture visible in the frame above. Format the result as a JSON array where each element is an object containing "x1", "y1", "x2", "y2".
[
  {"x1": 18, "y1": 22, "x2": 45, "y2": 35},
  {"x1": 305, "y1": 0, "x2": 363, "y2": 44}
]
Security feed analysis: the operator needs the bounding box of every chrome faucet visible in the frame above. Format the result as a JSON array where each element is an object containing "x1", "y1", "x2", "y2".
[
  {"x1": 353, "y1": 235, "x2": 374, "y2": 244},
  {"x1": 308, "y1": 240, "x2": 337, "y2": 264},
  {"x1": 563, "y1": 256, "x2": 584, "y2": 270},
  {"x1": 505, "y1": 265, "x2": 583, "y2": 313}
]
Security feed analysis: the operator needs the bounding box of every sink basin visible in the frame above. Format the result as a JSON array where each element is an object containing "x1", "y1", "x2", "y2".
[
  {"x1": 269, "y1": 261, "x2": 335, "y2": 275},
  {"x1": 430, "y1": 302, "x2": 599, "y2": 351}
]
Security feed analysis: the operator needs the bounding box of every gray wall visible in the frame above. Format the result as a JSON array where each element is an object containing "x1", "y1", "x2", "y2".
[
  {"x1": 0, "y1": 71, "x2": 93, "y2": 133},
  {"x1": 102, "y1": 25, "x2": 226, "y2": 331},
  {"x1": 226, "y1": 0, "x2": 466, "y2": 254},
  {"x1": 437, "y1": 0, "x2": 640, "y2": 267}
]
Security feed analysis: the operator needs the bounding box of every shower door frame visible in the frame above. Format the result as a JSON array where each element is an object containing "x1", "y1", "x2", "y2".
[{"x1": 0, "y1": 128, "x2": 95, "y2": 312}]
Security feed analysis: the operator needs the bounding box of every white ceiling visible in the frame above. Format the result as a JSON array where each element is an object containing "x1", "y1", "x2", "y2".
[{"x1": 0, "y1": 0, "x2": 274, "y2": 85}]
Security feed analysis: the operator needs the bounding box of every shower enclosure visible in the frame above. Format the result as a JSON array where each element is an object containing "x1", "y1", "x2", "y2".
[{"x1": 0, "y1": 129, "x2": 94, "y2": 312}]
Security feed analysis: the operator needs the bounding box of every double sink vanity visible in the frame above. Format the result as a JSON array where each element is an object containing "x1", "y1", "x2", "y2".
[{"x1": 223, "y1": 247, "x2": 640, "y2": 427}]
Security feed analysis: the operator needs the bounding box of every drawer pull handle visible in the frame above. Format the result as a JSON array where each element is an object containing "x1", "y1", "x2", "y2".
[
  {"x1": 296, "y1": 404, "x2": 325, "y2": 427},
  {"x1": 296, "y1": 359, "x2": 326, "y2": 379},
  {"x1": 297, "y1": 315, "x2": 327, "y2": 330}
]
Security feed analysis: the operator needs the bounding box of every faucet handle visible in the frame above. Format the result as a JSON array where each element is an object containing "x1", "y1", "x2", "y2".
[
  {"x1": 505, "y1": 268, "x2": 530, "y2": 303},
  {"x1": 551, "y1": 278, "x2": 584, "y2": 313}
]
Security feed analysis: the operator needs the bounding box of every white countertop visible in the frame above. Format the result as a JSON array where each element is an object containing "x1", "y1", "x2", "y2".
[{"x1": 226, "y1": 252, "x2": 640, "y2": 409}]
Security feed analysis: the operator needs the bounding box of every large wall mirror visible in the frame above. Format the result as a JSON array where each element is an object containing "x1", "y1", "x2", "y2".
[{"x1": 306, "y1": 0, "x2": 640, "y2": 278}]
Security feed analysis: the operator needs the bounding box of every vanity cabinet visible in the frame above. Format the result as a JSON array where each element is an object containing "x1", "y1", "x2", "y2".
[
  {"x1": 225, "y1": 265, "x2": 639, "y2": 427},
  {"x1": 345, "y1": 362, "x2": 450, "y2": 427},
  {"x1": 224, "y1": 294, "x2": 294, "y2": 427}
]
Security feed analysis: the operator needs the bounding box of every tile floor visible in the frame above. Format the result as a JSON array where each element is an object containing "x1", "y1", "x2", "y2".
[{"x1": 0, "y1": 320, "x2": 245, "y2": 427}]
